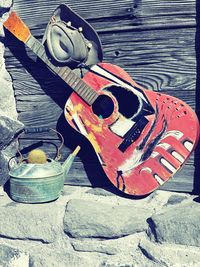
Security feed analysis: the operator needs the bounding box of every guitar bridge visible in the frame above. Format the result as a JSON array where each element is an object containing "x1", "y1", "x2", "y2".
[{"x1": 118, "y1": 117, "x2": 148, "y2": 152}]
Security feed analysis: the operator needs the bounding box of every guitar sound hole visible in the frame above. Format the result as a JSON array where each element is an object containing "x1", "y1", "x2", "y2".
[
  {"x1": 92, "y1": 94, "x2": 114, "y2": 119},
  {"x1": 106, "y1": 85, "x2": 140, "y2": 118}
]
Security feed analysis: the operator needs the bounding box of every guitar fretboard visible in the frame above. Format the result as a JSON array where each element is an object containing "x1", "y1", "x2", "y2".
[{"x1": 26, "y1": 35, "x2": 99, "y2": 106}]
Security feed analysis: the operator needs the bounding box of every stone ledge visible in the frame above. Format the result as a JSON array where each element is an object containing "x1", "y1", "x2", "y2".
[
  {"x1": 0, "y1": 203, "x2": 61, "y2": 243},
  {"x1": 29, "y1": 251, "x2": 101, "y2": 267},
  {"x1": 0, "y1": 186, "x2": 198, "y2": 267},
  {"x1": 139, "y1": 237, "x2": 200, "y2": 267},
  {"x1": 63, "y1": 199, "x2": 152, "y2": 238},
  {"x1": 0, "y1": 244, "x2": 29, "y2": 267},
  {"x1": 0, "y1": 4, "x2": 24, "y2": 186},
  {"x1": 71, "y1": 232, "x2": 145, "y2": 255},
  {"x1": 147, "y1": 201, "x2": 200, "y2": 247}
]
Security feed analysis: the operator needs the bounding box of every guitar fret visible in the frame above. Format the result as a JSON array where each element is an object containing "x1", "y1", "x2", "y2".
[
  {"x1": 32, "y1": 40, "x2": 41, "y2": 54},
  {"x1": 73, "y1": 79, "x2": 83, "y2": 91},
  {"x1": 63, "y1": 71, "x2": 71, "y2": 84},
  {"x1": 90, "y1": 92, "x2": 99, "y2": 103},
  {"x1": 62, "y1": 69, "x2": 71, "y2": 81},
  {"x1": 75, "y1": 85, "x2": 88, "y2": 101},
  {"x1": 74, "y1": 85, "x2": 86, "y2": 98},
  {"x1": 87, "y1": 91, "x2": 97, "y2": 105},
  {"x1": 27, "y1": 37, "x2": 48, "y2": 64},
  {"x1": 87, "y1": 91, "x2": 97, "y2": 104},
  {"x1": 83, "y1": 90, "x2": 95, "y2": 105},
  {"x1": 73, "y1": 77, "x2": 83, "y2": 92},
  {"x1": 36, "y1": 43, "x2": 42, "y2": 54},
  {"x1": 58, "y1": 67, "x2": 68, "y2": 77},
  {"x1": 77, "y1": 84, "x2": 90, "y2": 97},
  {"x1": 39, "y1": 50, "x2": 48, "y2": 63},
  {"x1": 37, "y1": 46, "x2": 45, "y2": 59},
  {"x1": 66, "y1": 72, "x2": 76, "y2": 86},
  {"x1": 87, "y1": 90, "x2": 99, "y2": 105},
  {"x1": 86, "y1": 88, "x2": 96, "y2": 101},
  {"x1": 73, "y1": 79, "x2": 86, "y2": 94},
  {"x1": 83, "y1": 87, "x2": 91, "y2": 99}
]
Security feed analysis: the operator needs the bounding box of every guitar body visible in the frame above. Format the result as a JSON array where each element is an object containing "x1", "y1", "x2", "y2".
[{"x1": 64, "y1": 63, "x2": 199, "y2": 196}]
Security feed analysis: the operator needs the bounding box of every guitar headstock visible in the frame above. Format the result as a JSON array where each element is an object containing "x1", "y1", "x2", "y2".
[{"x1": 3, "y1": 11, "x2": 31, "y2": 43}]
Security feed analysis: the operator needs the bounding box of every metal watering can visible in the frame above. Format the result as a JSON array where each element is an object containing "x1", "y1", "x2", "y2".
[{"x1": 8, "y1": 127, "x2": 80, "y2": 203}]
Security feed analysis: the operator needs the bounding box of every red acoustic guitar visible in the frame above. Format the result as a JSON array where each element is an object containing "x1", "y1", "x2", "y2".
[{"x1": 4, "y1": 12, "x2": 199, "y2": 196}]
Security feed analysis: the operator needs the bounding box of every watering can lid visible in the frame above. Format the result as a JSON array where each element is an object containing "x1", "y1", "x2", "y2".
[{"x1": 9, "y1": 159, "x2": 63, "y2": 179}]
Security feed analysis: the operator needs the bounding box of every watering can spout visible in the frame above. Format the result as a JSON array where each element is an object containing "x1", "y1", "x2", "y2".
[{"x1": 62, "y1": 146, "x2": 81, "y2": 178}]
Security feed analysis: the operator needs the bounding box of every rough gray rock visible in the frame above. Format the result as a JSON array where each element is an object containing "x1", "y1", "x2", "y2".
[
  {"x1": 0, "y1": 28, "x2": 24, "y2": 186},
  {"x1": 0, "y1": 115, "x2": 23, "y2": 185},
  {"x1": 0, "y1": 244, "x2": 29, "y2": 267},
  {"x1": 165, "y1": 194, "x2": 188, "y2": 206},
  {"x1": 0, "y1": 188, "x2": 199, "y2": 267},
  {"x1": 0, "y1": 115, "x2": 23, "y2": 149},
  {"x1": 29, "y1": 251, "x2": 100, "y2": 267},
  {"x1": 0, "y1": 140, "x2": 24, "y2": 185},
  {"x1": 64, "y1": 199, "x2": 152, "y2": 238},
  {"x1": 61, "y1": 185, "x2": 78, "y2": 196},
  {"x1": 0, "y1": 150, "x2": 10, "y2": 186},
  {"x1": 0, "y1": 203, "x2": 61, "y2": 243},
  {"x1": 71, "y1": 233, "x2": 144, "y2": 255},
  {"x1": 100, "y1": 251, "x2": 161, "y2": 267},
  {"x1": 86, "y1": 187, "x2": 115, "y2": 196},
  {"x1": 0, "y1": 43, "x2": 4, "y2": 62},
  {"x1": 0, "y1": 66, "x2": 20, "y2": 120},
  {"x1": 148, "y1": 202, "x2": 200, "y2": 246},
  {"x1": 139, "y1": 238, "x2": 200, "y2": 267},
  {"x1": 0, "y1": 0, "x2": 13, "y2": 8}
]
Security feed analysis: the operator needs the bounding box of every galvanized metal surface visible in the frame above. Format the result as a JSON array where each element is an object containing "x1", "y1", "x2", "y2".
[
  {"x1": 9, "y1": 153, "x2": 77, "y2": 203},
  {"x1": 10, "y1": 174, "x2": 63, "y2": 203},
  {"x1": 9, "y1": 160, "x2": 63, "y2": 179}
]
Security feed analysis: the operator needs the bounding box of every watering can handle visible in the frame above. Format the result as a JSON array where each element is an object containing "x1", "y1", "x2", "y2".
[{"x1": 16, "y1": 127, "x2": 64, "y2": 162}]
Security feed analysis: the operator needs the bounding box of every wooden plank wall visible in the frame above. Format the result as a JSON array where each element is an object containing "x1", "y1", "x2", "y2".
[{"x1": 4, "y1": 0, "x2": 200, "y2": 194}]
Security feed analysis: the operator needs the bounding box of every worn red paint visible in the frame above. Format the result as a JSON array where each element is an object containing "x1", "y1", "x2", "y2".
[{"x1": 64, "y1": 63, "x2": 199, "y2": 196}]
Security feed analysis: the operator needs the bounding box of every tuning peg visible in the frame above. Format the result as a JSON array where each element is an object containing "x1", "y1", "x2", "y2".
[
  {"x1": 87, "y1": 42, "x2": 93, "y2": 49},
  {"x1": 78, "y1": 27, "x2": 83, "y2": 32},
  {"x1": 50, "y1": 15, "x2": 56, "y2": 23},
  {"x1": 67, "y1": 21, "x2": 72, "y2": 26}
]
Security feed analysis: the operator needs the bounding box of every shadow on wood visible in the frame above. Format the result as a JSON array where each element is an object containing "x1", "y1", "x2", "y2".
[
  {"x1": 4, "y1": 30, "x2": 141, "y2": 198},
  {"x1": 3, "y1": 30, "x2": 71, "y2": 109}
]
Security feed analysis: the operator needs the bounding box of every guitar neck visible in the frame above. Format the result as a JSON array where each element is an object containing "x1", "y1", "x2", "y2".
[
  {"x1": 26, "y1": 36, "x2": 98, "y2": 105},
  {"x1": 3, "y1": 12, "x2": 98, "y2": 106}
]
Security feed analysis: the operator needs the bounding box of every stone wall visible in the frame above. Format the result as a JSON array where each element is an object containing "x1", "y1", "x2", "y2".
[
  {"x1": 0, "y1": 186, "x2": 200, "y2": 267},
  {"x1": 0, "y1": 0, "x2": 23, "y2": 185}
]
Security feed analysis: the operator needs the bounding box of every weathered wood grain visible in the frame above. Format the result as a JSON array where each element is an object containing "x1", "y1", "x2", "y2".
[
  {"x1": 4, "y1": 0, "x2": 198, "y2": 194},
  {"x1": 15, "y1": 90, "x2": 196, "y2": 130},
  {"x1": 17, "y1": 95, "x2": 63, "y2": 129},
  {"x1": 102, "y1": 28, "x2": 196, "y2": 91},
  {"x1": 13, "y1": 0, "x2": 134, "y2": 21},
  {"x1": 5, "y1": 26, "x2": 196, "y2": 94},
  {"x1": 12, "y1": 0, "x2": 196, "y2": 32}
]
